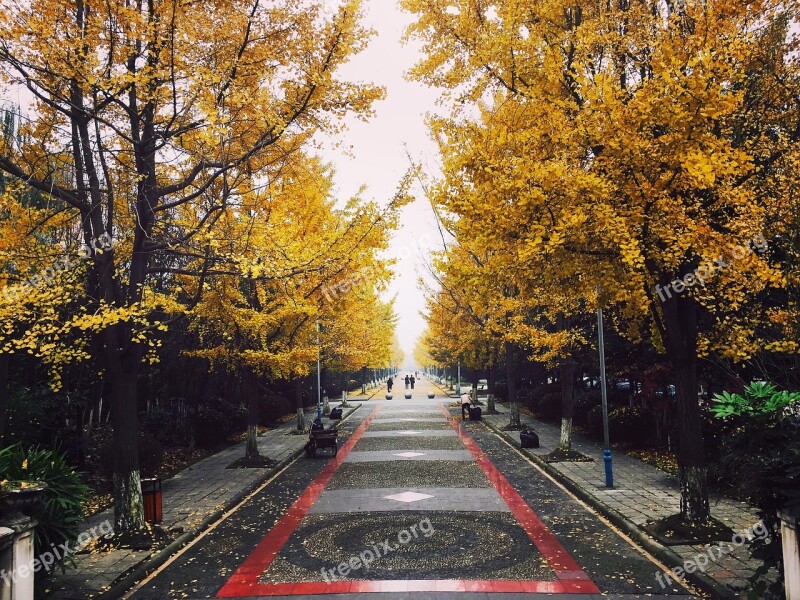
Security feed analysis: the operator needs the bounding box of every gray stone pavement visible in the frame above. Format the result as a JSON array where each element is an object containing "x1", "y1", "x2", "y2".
[
  {"x1": 345, "y1": 449, "x2": 473, "y2": 462},
  {"x1": 361, "y1": 429, "x2": 458, "y2": 438},
  {"x1": 480, "y1": 401, "x2": 772, "y2": 599},
  {"x1": 307, "y1": 487, "x2": 510, "y2": 513},
  {"x1": 47, "y1": 392, "x2": 378, "y2": 600}
]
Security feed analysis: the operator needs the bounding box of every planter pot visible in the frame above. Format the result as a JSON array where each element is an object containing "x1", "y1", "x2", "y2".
[
  {"x1": 404, "y1": 393, "x2": 412, "y2": 399},
  {"x1": 385, "y1": 394, "x2": 393, "y2": 400},
  {"x1": 427, "y1": 392, "x2": 435, "y2": 399},
  {"x1": 0, "y1": 484, "x2": 46, "y2": 521}
]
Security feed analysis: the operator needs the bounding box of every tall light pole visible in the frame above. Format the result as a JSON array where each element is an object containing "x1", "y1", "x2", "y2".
[
  {"x1": 457, "y1": 360, "x2": 461, "y2": 396},
  {"x1": 597, "y1": 287, "x2": 613, "y2": 488},
  {"x1": 316, "y1": 322, "x2": 322, "y2": 421}
]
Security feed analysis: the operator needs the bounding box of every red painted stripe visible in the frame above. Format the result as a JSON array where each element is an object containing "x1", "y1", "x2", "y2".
[
  {"x1": 219, "y1": 578, "x2": 596, "y2": 596},
  {"x1": 438, "y1": 403, "x2": 599, "y2": 592},
  {"x1": 217, "y1": 401, "x2": 599, "y2": 597},
  {"x1": 216, "y1": 404, "x2": 383, "y2": 598}
]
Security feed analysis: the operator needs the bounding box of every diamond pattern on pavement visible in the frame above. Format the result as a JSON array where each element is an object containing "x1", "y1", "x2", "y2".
[{"x1": 383, "y1": 491, "x2": 434, "y2": 503}]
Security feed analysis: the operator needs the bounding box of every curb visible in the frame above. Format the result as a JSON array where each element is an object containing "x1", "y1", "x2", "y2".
[
  {"x1": 429, "y1": 378, "x2": 498, "y2": 412},
  {"x1": 429, "y1": 378, "x2": 458, "y2": 398},
  {"x1": 482, "y1": 417, "x2": 739, "y2": 600},
  {"x1": 348, "y1": 387, "x2": 381, "y2": 402},
  {"x1": 96, "y1": 403, "x2": 363, "y2": 600}
]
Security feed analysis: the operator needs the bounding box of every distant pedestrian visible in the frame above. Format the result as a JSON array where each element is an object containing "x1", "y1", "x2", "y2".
[
  {"x1": 387, "y1": 377, "x2": 393, "y2": 393},
  {"x1": 404, "y1": 375, "x2": 410, "y2": 389},
  {"x1": 461, "y1": 391, "x2": 472, "y2": 420},
  {"x1": 410, "y1": 375, "x2": 415, "y2": 389}
]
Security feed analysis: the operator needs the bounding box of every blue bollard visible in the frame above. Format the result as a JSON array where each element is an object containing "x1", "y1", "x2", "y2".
[{"x1": 604, "y1": 448, "x2": 614, "y2": 488}]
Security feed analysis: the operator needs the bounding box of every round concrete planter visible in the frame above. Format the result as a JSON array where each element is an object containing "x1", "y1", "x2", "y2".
[
  {"x1": 385, "y1": 394, "x2": 393, "y2": 400},
  {"x1": 427, "y1": 392, "x2": 435, "y2": 399},
  {"x1": 404, "y1": 393, "x2": 412, "y2": 399}
]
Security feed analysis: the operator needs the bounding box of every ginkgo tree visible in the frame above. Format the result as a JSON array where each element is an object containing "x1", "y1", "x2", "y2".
[
  {"x1": 0, "y1": 0, "x2": 384, "y2": 533},
  {"x1": 423, "y1": 98, "x2": 602, "y2": 440},
  {"x1": 405, "y1": 0, "x2": 800, "y2": 525},
  {"x1": 183, "y1": 153, "x2": 406, "y2": 454}
]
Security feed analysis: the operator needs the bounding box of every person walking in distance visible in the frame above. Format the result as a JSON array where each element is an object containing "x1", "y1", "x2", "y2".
[
  {"x1": 387, "y1": 376, "x2": 393, "y2": 393},
  {"x1": 404, "y1": 375, "x2": 410, "y2": 389},
  {"x1": 410, "y1": 375, "x2": 415, "y2": 389}
]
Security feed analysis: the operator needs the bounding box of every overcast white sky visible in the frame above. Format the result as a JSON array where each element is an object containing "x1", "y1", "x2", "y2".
[{"x1": 320, "y1": 0, "x2": 447, "y2": 365}]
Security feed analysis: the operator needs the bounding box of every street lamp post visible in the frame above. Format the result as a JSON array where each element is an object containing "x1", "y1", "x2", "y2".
[
  {"x1": 597, "y1": 290, "x2": 613, "y2": 488},
  {"x1": 457, "y1": 360, "x2": 461, "y2": 396},
  {"x1": 316, "y1": 322, "x2": 322, "y2": 421}
]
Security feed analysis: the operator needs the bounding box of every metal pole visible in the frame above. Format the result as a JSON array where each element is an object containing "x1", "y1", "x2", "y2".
[
  {"x1": 597, "y1": 294, "x2": 613, "y2": 488},
  {"x1": 457, "y1": 360, "x2": 461, "y2": 396},
  {"x1": 316, "y1": 322, "x2": 322, "y2": 421}
]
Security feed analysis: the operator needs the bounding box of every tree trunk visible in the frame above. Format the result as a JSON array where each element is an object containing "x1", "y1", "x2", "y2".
[
  {"x1": 0, "y1": 353, "x2": 8, "y2": 444},
  {"x1": 662, "y1": 289, "x2": 710, "y2": 524},
  {"x1": 505, "y1": 342, "x2": 521, "y2": 428},
  {"x1": 559, "y1": 360, "x2": 576, "y2": 451},
  {"x1": 110, "y1": 369, "x2": 144, "y2": 532},
  {"x1": 361, "y1": 366, "x2": 367, "y2": 395},
  {"x1": 295, "y1": 377, "x2": 306, "y2": 432},
  {"x1": 245, "y1": 370, "x2": 260, "y2": 459},
  {"x1": 486, "y1": 362, "x2": 498, "y2": 414}
]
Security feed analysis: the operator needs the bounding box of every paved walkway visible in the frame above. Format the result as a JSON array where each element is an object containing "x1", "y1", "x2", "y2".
[
  {"x1": 49, "y1": 386, "x2": 382, "y2": 600},
  {"x1": 473, "y1": 395, "x2": 770, "y2": 599},
  {"x1": 128, "y1": 376, "x2": 700, "y2": 599},
  {"x1": 51, "y1": 376, "x2": 770, "y2": 599}
]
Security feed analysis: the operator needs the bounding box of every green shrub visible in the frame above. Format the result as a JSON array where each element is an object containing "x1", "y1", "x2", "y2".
[
  {"x1": 517, "y1": 387, "x2": 537, "y2": 410},
  {"x1": 574, "y1": 390, "x2": 601, "y2": 425},
  {"x1": 99, "y1": 434, "x2": 164, "y2": 478},
  {"x1": 0, "y1": 444, "x2": 89, "y2": 573},
  {"x1": 536, "y1": 390, "x2": 562, "y2": 421},
  {"x1": 585, "y1": 405, "x2": 655, "y2": 447},
  {"x1": 711, "y1": 381, "x2": 800, "y2": 598},
  {"x1": 608, "y1": 406, "x2": 656, "y2": 447},
  {"x1": 6, "y1": 385, "x2": 66, "y2": 446},
  {"x1": 259, "y1": 392, "x2": 291, "y2": 423},
  {"x1": 229, "y1": 403, "x2": 248, "y2": 430},
  {"x1": 586, "y1": 405, "x2": 605, "y2": 439},
  {"x1": 194, "y1": 408, "x2": 230, "y2": 447}
]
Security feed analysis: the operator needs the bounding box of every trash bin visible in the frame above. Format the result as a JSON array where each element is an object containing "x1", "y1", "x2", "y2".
[
  {"x1": 142, "y1": 478, "x2": 163, "y2": 524},
  {"x1": 520, "y1": 429, "x2": 540, "y2": 448}
]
